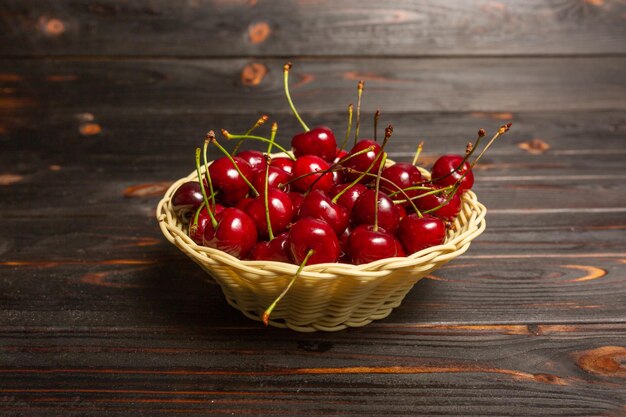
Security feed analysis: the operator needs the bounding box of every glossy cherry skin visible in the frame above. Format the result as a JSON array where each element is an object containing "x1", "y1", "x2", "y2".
[
  {"x1": 250, "y1": 233, "x2": 291, "y2": 263},
  {"x1": 235, "y1": 197, "x2": 253, "y2": 212},
  {"x1": 291, "y1": 155, "x2": 334, "y2": 193},
  {"x1": 208, "y1": 156, "x2": 253, "y2": 206},
  {"x1": 381, "y1": 162, "x2": 422, "y2": 206},
  {"x1": 347, "y1": 225, "x2": 401, "y2": 265},
  {"x1": 202, "y1": 207, "x2": 258, "y2": 259},
  {"x1": 288, "y1": 218, "x2": 340, "y2": 265},
  {"x1": 297, "y1": 190, "x2": 349, "y2": 235},
  {"x1": 236, "y1": 149, "x2": 267, "y2": 175},
  {"x1": 351, "y1": 189, "x2": 400, "y2": 235},
  {"x1": 244, "y1": 189, "x2": 294, "y2": 239},
  {"x1": 291, "y1": 126, "x2": 337, "y2": 163},
  {"x1": 188, "y1": 204, "x2": 225, "y2": 244},
  {"x1": 414, "y1": 185, "x2": 462, "y2": 222},
  {"x1": 341, "y1": 139, "x2": 383, "y2": 184},
  {"x1": 431, "y1": 154, "x2": 474, "y2": 192},
  {"x1": 329, "y1": 183, "x2": 367, "y2": 214},
  {"x1": 172, "y1": 181, "x2": 204, "y2": 221},
  {"x1": 396, "y1": 204, "x2": 407, "y2": 221},
  {"x1": 270, "y1": 157, "x2": 294, "y2": 175},
  {"x1": 334, "y1": 148, "x2": 349, "y2": 163},
  {"x1": 251, "y1": 166, "x2": 291, "y2": 195},
  {"x1": 397, "y1": 214, "x2": 446, "y2": 255},
  {"x1": 288, "y1": 191, "x2": 305, "y2": 220}
]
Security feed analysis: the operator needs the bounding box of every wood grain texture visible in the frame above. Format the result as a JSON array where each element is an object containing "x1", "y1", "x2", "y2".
[
  {"x1": 1, "y1": 58, "x2": 625, "y2": 114},
  {"x1": 1, "y1": 0, "x2": 626, "y2": 57}
]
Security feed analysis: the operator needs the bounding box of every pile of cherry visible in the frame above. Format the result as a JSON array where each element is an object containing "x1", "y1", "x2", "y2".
[{"x1": 170, "y1": 63, "x2": 510, "y2": 324}]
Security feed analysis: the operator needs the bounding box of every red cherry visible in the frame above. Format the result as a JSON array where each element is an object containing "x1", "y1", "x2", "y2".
[
  {"x1": 396, "y1": 204, "x2": 407, "y2": 221},
  {"x1": 202, "y1": 207, "x2": 258, "y2": 258},
  {"x1": 235, "y1": 197, "x2": 254, "y2": 212},
  {"x1": 352, "y1": 189, "x2": 400, "y2": 235},
  {"x1": 414, "y1": 185, "x2": 462, "y2": 222},
  {"x1": 347, "y1": 225, "x2": 401, "y2": 265},
  {"x1": 341, "y1": 139, "x2": 383, "y2": 184},
  {"x1": 172, "y1": 181, "x2": 204, "y2": 221},
  {"x1": 288, "y1": 218, "x2": 340, "y2": 265},
  {"x1": 244, "y1": 189, "x2": 294, "y2": 239},
  {"x1": 397, "y1": 214, "x2": 446, "y2": 255},
  {"x1": 188, "y1": 204, "x2": 225, "y2": 244},
  {"x1": 297, "y1": 189, "x2": 349, "y2": 235},
  {"x1": 329, "y1": 183, "x2": 367, "y2": 214},
  {"x1": 334, "y1": 148, "x2": 349, "y2": 163},
  {"x1": 381, "y1": 162, "x2": 422, "y2": 206},
  {"x1": 431, "y1": 155, "x2": 474, "y2": 192},
  {"x1": 236, "y1": 149, "x2": 267, "y2": 175},
  {"x1": 270, "y1": 157, "x2": 294, "y2": 175},
  {"x1": 291, "y1": 126, "x2": 337, "y2": 162},
  {"x1": 288, "y1": 191, "x2": 305, "y2": 219},
  {"x1": 208, "y1": 156, "x2": 253, "y2": 206},
  {"x1": 251, "y1": 165, "x2": 291, "y2": 195},
  {"x1": 250, "y1": 233, "x2": 291, "y2": 263},
  {"x1": 291, "y1": 155, "x2": 334, "y2": 193}
]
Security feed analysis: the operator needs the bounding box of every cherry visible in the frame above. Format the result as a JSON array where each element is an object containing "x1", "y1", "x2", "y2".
[
  {"x1": 250, "y1": 232, "x2": 291, "y2": 263},
  {"x1": 396, "y1": 204, "x2": 407, "y2": 221},
  {"x1": 208, "y1": 156, "x2": 253, "y2": 206},
  {"x1": 347, "y1": 225, "x2": 401, "y2": 265},
  {"x1": 291, "y1": 126, "x2": 337, "y2": 162},
  {"x1": 381, "y1": 162, "x2": 423, "y2": 205},
  {"x1": 341, "y1": 139, "x2": 383, "y2": 183},
  {"x1": 244, "y1": 189, "x2": 294, "y2": 239},
  {"x1": 251, "y1": 166, "x2": 291, "y2": 195},
  {"x1": 203, "y1": 207, "x2": 258, "y2": 259},
  {"x1": 431, "y1": 154, "x2": 474, "y2": 192},
  {"x1": 288, "y1": 191, "x2": 305, "y2": 218},
  {"x1": 352, "y1": 189, "x2": 400, "y2": 235},
  {"x1": 235, "y1": 197, "x2": 253, "y2": 212},
  {"x1": 172, "y1": 181, "x2": 204, "y2": 221},
  {"x1": 270, "y1": 157, "x2": 294, "y2": 175},
  {"x1": 291, "y1": 155, "x2": 334, "y2": 193},
  {"x1": 329, "y1": 182, "x2": 367, "y2": 214},
  {"x1": 288, "y1": 218, "x2": 340, "y2": 265},
  {"x1": 236, "y1": 149, "x2": 267, "y2": 175},
  {"x1": 397, "y1": 214, "x2": 446, "y2": 255},
  {"x1": 414, "y1": 185, "x2": 462, "y2": 222},
  {"x1": 334, "y1": 148, "x2": 349, "y2": 163},
  {"x1": 188, "y1": 205, "x2": 224, "y2": 244},
  {"x1": 297, "y1": 189, "x2": 349, "y2": 235}
]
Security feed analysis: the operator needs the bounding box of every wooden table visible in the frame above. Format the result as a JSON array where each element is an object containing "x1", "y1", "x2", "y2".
[{"x1": 1, "y1": 1, "x2": 625, "y2": 415}]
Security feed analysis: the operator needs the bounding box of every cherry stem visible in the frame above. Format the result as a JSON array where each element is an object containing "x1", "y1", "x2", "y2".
[
  {"x1": 266, "y1": 122, "x2": 278, "y2": 154},
  {"x1": 354, "y1": 80, "x2": 364, "y2": 145},
  {"x1": 207, "y1": 131, "x2": 259, "y2": 197},
  {"x1": 470, "y1": 123, "x2": 512, "y2": 169},
  {"x1": 303, "y1": 145, "x2": 374, "y2": 196},
  {"x1": 283, "y1": 63, "x2": 310, "y2": 132},
  {"x1": 373, "y1": 153, "x2": 387, "y2": 232},
  {"x1": 263, "y1": 154, "x2": 275, "y2": 241},
  {"x1": 190, "y1": 201, "x2": 206, "y2": 232},
  {"x1": 411, "y1": 141, "x2": 424, "y2": 166},
  {"x1": 374, "y1": 109, "x2": 380, "y2": 142},
  {"x1": 337, "y1": 103, "x2": 353, "y2": 155},
  {"x1": 195, "y1": 148, "x2": 218, "y2": 229},
  {"x1": 423, "y1": 184, "x2": 461, "y2": 216},
  {"x1": 222, "y1": 130, "x2": 296, "y2": 161},
  {"x1": 262, "y1": 248, "x2": 315, "y2": 326},
  {"x1": 202, "y1": 139, "x2": 217, "y2": 209},
  {"x1": 232, "y1": 115, "x2": 269, "y2": 154}
]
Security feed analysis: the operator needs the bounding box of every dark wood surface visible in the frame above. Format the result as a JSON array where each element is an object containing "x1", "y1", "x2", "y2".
[{"x1": 1, "y1": 1, "x2": 625, "y2": 416}]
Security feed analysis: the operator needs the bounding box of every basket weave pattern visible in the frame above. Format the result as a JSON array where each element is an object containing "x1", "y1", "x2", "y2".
[{"x1": 157, "y1": 158, "x2": 487, "y2": 332}]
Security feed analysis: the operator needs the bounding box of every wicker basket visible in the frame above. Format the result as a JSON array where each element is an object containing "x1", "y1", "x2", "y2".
[{"x1": 156, "y1": 154, "x2": 487, "y2": 332}]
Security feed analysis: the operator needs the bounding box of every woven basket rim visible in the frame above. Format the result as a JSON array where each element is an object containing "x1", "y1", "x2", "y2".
[{"x1": 157, "y1": 153, "x2": 486, "y2": 279}]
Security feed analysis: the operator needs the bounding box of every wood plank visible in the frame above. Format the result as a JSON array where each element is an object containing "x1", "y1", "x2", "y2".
[
  {"x1": 1, "y1": 0, "x2": 626, "y2": 57},
  {"x1": 0, "y1": 324, "x2": 624, "y2": 416},
  {"x1": 1, "y1": 58, "x2": 625, "y2": 114}
]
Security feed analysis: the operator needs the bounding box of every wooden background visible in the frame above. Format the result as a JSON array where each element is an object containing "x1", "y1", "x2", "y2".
[{"x1": 1, "y1": 0, "x2": 625, "y2": 415}]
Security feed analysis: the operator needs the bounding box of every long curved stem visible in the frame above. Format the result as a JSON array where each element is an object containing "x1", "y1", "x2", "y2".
[
  {"x1": 283, "y1": 63, "x2": 309, "y2": 132},
  {"x1": 209, "y1": 132, "x2": 259, "y2": 197},
  {"x1": 202, "y1": 139, "x2": 216, "y2": 209},
  {"x1": 232, "y1": 115, "x2": 269, "y2": 154},
  {"x1": 373, "y1": 153, "x2": 387, "y2": 232},
  {"x1": 266, "y1": 122, "x2": 278, "y2": 154},
  {"x1": 195, "y1": 148, "x2": 218, "y2": 229},
  {"x1": 354, "y1": 80, "x2": 364, "y2": 145},
  {"x1": 263, "y1": 155, "x2": 275, "y2": 241},
  {"x1": 222, "y1": 130, "x2": 295, "y2": 161},
  {"x1": 337, "y1": 103, "x2": 353, "y2": 154}
]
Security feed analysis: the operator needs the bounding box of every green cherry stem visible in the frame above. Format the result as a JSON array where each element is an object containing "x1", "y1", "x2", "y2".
[
  {"x1": 373, "y1": 153, "x2": 387, "y2": 232},
  {"x1": 470, "y1": 123, "x2": 512, "y2": 169},
  {"x1": 266, "y1": 122, "x2": 278, "y2": 154},
  {"x1": 374, "y1": 109, "x2": 380, "y2": 142},
  {"x1": 262, "y1": 248, "x2": 315, "y2": 326},
  {"x1": 337, "y1": 103, "x2": 353, "y2": 155},
  {"x1": 354, "y1": 80, "x2": 364, "y2": 145},
  {"x1": 195, "y1": 148, "x2": 218, "y2": 229},
  {"x1": 263, "y1": 154, "x2": 275, "y2": 241},
  {"x1": 202, "y1": 138, "x2": 217, "y2": 209},
  {"x1": 283, "y1": 63, "x2": 310, "y2": 132},
  {"x1": 190, "y1": 201, "x2": 206, "y2": 234},
  {"x1": 222, "y1": 129, "x2": 296, "y2": 161},
  {"x1": 207, "y1": 131, "x2": 259, "y2": 197},
  {"x1": 411, "y1": 141, "x2": 424, "y2": 166},
  {"x1": 232, "y1": 115, "x2": 269, "y2": 154}
]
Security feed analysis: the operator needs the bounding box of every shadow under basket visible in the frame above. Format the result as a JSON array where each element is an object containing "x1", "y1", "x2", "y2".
[{"x1": 157, "y1": 157, "x2": 487, "y2": 332}]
